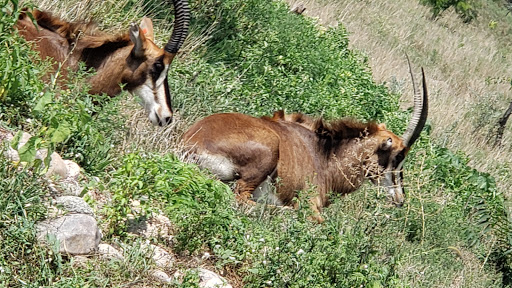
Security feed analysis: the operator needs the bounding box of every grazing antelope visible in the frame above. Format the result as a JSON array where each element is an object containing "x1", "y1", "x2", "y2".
[
  {"x1": 15, "y1": 0, "x2": 190, "y2": 126},
  {"x1": 183, "y1": 69, "x2": 428, "y2": 223}
]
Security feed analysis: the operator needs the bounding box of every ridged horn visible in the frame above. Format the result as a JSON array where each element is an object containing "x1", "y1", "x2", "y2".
[
  {"x1": 402, "y1": 56, "x2": 428, "y2": 148},
  {"x1": 164, "y1": 0, "x2": 190, "y2": 54}
]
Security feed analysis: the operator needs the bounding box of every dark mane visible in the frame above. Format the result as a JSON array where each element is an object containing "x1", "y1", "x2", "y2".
[
  {"x1": 27, "y1": 9, "x2": 101, "y2": 39},
  {"x1": 262, "y1": 110, "x2": 315, "y2": 127},
  {"x1": 312, "y1": 118, "x2": 380, "y2": 155},
  {"x1": 313, "y1": 118, "x2": 380, "y2": 140},
  {"x1": 260, "y1": 110, "x2": 285, "y2": 122},
  {"x1": 22, "y1": 9, "x2": 132, "y2": 69},
  {"x1": 23, "y1": 9, "x2": 130, "y2": 48}
]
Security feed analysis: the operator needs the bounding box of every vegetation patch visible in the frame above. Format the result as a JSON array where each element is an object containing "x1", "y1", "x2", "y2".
[{"x1": 0, "y1": 0, "x2": 511, "y2": 286}]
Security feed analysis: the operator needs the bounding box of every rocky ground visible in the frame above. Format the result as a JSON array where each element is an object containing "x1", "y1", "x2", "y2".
[{"x1": 0, "y1": 127, "x2": 232, "y2": 287}]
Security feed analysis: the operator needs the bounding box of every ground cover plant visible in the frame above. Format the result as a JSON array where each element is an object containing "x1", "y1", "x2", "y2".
[{"x1": 1, "y1": 0, "x2": 511, "y2": 286}]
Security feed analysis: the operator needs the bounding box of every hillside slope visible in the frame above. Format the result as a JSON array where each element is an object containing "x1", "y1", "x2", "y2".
[{"x1": 1, "y1": 0, "x2": 511, "y2": 287}]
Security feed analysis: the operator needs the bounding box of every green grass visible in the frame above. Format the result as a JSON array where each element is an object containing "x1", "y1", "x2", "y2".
[{"x1": 1, "y1": 0, "x2": 511, "y2": 286}]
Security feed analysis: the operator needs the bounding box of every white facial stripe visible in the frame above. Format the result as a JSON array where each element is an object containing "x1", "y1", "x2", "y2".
[
  {"x1": 156, "y1": 65, "x2": 169, "y2": 87},
  {"x1": 155, "y1": 65, "x2": 172, "y2": 117},
  {"x1": 382, "y1": 168, "x2": 404, "y2": 205},
  {"x1": 131, "y1": 64, "x2": 172, "y2": 126}
]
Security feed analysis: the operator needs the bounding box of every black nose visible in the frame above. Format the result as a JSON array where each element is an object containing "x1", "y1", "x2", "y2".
[{"x1": 158, "y1": 116, "x2": 173, "y2": 127}]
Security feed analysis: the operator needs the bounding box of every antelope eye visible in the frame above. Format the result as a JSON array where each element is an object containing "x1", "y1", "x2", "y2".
[{"x1": 151, "y1": 58, "x2": 165, "y2": 81}]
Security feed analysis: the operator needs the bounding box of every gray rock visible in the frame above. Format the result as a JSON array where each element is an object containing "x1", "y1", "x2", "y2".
[
  {"x1": 45, "y1": 152, "x2": 68, "y2": 179},
  {"x1": 98, "y1": 243, "x2": 124, "y2": 260},
  {"x1": 57, "y1": 178, "x2": 83, "y2": 196},
  {"x1": 129, "y1": 213, "x2": 174, "y2": 242},
  {"x1": 3, "y1": 146, "x2": 19, "y2": 162},
  {"x1": 151, "y1": 269, "x2": 172, "y2": 283},
  {"x1": 143, "y1": 244, "x2": 175, "y2": 269},
  {"x1": 64, "y1": 160, "x2": 81, "y2": 180},
  {"x1": 196, "y1": 268, "x2": 232, "y2": 288},
  {"x1": 36, "y1": 214, "x2": 101, "y2": 255},
  {"x1": 54, "y1": 196, "x2": 93, "y2": 215}
]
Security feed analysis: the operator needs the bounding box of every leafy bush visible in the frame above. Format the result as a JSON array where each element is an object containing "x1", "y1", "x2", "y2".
[
  {"x1": 172, "y1": 0, "x2": 399, "y2": 124},
  {"x1": 0, "y1": 0, "x2": 46, "y2": 127},
  {"x1": 103, "y1": 152, "x2": 234, "y2": 238},
  {"x1": 0, "y1": 154, "x2": 63, "y2": 286},
  {"x1": 421, "y1": 0, "x2": 478, "y2": 22}
]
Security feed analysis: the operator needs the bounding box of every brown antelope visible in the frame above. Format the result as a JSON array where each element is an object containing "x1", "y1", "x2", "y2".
[
  {"x1": 15, "y1": 0, "x2": 190, "y2": 126},
  {"x1": 183, "y1": 69, "x2": 428, "y2": 223}
]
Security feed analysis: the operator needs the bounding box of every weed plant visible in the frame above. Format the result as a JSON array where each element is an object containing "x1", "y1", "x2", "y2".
[{"x1": 421, "y1": 0, "x2": 478, "y2": 22}]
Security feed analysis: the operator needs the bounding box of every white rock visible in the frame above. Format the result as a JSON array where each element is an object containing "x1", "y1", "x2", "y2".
[
  {"x1": 44, "y1": 151, "x2": 68, "y2": 179},
  {"x1": 151, "y1": 269, "x2": 172, "y2": 283},
  {"x1": 144, "y1": 244, "x2": 175, "y2": 269},
  {"x1": 36, "y1": 214, "x2": 101, "y2": 255},
  {"x1": 17, "y1": 132, "x2": 32, "y2": 147},
  {"x1": 3, "y1": 146, "x2": 19, "y2": 162},
  {"x1": 55, "y1": 196, "x2": 93, "y2": 215},
  {"x1": 63, "y1": 160, "x2": 81, "y2": 180},
  {"x1": 98, "y1": 243, "x2": 124, "y2": 260},
  {"x1": 196, "y1": 268, "x2": 232, "y2": 288}
]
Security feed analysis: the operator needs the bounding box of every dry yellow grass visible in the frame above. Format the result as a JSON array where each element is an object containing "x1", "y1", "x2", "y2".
[{"x1": 286, "y1": 0, "x2": 512, "y2": 195}]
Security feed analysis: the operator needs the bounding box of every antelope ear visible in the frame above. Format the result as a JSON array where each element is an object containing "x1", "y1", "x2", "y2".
[
  {"x1": 380, "y1": 137, "x2": 393, "y2": 151},
  {"x1": 315, "y1": 119, "x2": 332, "y2": 139},
  {"x1": 129, "y1": 23, "x2": 147, "y2": 58},
  {"x1": 139, "y1": 17, "x2": 154, "y2": 41}
]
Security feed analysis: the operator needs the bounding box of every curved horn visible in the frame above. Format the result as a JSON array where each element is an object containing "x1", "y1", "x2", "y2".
[
  {"x1": 402, "y1": 57, "x2": 428, "y2": 147},
  {"x1": 164, "y1": 0, "x2": 190, "y2": 54}
]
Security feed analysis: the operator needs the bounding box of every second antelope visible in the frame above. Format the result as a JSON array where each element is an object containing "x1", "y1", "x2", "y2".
[
  {"x1": 183, "y1": 69, "x2": 428, "y2": 223},
  {"x1": 16, "y1": 0, "x2": 190, "y2": 126}
]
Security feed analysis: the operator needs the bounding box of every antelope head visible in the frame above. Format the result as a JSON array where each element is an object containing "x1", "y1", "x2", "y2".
[
  {"x1": 372, "y1": 64, "x2": 428, "y2": 206},
  {"x1": 125, "y1": 0, "x2": 189, "y2": 126}
]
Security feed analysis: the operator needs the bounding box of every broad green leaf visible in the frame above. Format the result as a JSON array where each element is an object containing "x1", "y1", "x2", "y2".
[
  {"x1": 50, "y1": 121, "x2": 71, "y2": 144},
  {"x1": 18, "y1": 136, "x2": 39, "y2": 162},
  {"x1": 33, "y1": 91, "x2": 52, "y2": 112},
  {"x1": 10, "y1": 130, "x2": 22, "y2": 149}
]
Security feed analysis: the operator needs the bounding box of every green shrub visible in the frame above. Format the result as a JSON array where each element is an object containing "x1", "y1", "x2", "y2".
[
  {"x1": 0, "y1": 154, "x2": 64, "y2": 287},
  {"x1": 421, "y1": 0, "x2": 478, "y2": 22},
  {"x1": 103, "y1": 152, "x2": 235, "y2": 238},
  {"x1": 0, "y1": 0, "x2": 46, "y2": 127},
  {"x1": 172, "y1": 0, "x2": 399, "y2": 124}
]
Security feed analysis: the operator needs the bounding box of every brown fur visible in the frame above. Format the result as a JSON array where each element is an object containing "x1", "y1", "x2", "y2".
[
  {"x1": 16, "y1": 10, "x2": 133, "y2": 82},
  {"x1": 183, "y1": 112, "x2": 407, "y2": 222}
]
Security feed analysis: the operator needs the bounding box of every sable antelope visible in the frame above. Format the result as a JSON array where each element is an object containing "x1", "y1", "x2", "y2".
[
  {"x1": 183, "y1": 68, "x2": 428, "y2": 223},
  {"x1": 15, "y1": 0, "x2": 190, "y2": 126}
]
